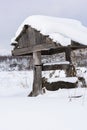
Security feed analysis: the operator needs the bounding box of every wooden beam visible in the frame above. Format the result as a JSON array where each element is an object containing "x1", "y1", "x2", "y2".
[
  {"x1": 12, "y1": 43, "x2": 57, "y2": 56},
  {"x1": 42, "y1": 64, "x2": 70, "y2": 71},
  {"x1": 71, "y1": 45, "x2": 87, "y2": 49},
  {"x1": 12, "y1": 40, "x2": 87, "y2": 56}
]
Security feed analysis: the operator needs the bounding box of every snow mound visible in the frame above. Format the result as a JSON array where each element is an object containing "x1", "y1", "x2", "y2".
[
  {"x1": 47, "y1": 77, "x2": 78, "y2": 83},
  {"x1": 12, "y1": 15, "x2": 87, "y2": 46}
]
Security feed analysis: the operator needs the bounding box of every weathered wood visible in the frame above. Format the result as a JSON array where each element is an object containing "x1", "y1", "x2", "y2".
[
  {"x1": 12, "y1": 42, "x2": 57, "y2": 56},
  {"x1": 29, "y1": 51, "x2": 42, "y2": 96},
  {"x1": 42, "y1": 45, "x2": 87, "y2": 55},
  {"x1": 11, "y1": 24, "x2": 87, "y2": 97},
  {"x1": 42, "y1": 64, "x2": 70, "y2": 71},
  {"x1": 18, "y1": 35, "x2": 24, "y2": 48},
  {"x1": 66, "y1": 64, "x2": 76, "y2": 77},
  {"x1": 65, "y1": 46, "x2": 72, "y2": 63},
  {"x1": 12, "y1": 42, "x2": 87, "y2": 56},
  {"x1": 33, "y1": 51, "x2": 41, "y2": 65},
  {"x1": 35, "y1": 30, "x2": 42, "y2": 45},
  {"x1": 23, "y1": 32, "x2": 29, "y2": 47},
  {"x1": 15, "y1": 25, "x2": 29, "y2": 41},
  {"x1": 28, "y1": 27, "x2": 36, "y2": 45}
]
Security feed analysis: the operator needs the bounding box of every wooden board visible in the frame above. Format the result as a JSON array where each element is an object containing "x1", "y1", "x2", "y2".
[
  {"x1": 12, "y1": 43, "x2": 57, "y2": 56},
  {"x1": 29, "y1": 51, "x2": 42, "y2": 96},
  {"x1": 42, "y1": 64, "x2": 70, "y2": 71}
]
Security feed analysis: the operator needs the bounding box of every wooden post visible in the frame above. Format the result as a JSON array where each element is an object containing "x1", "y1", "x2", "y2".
[
  {"x1": 65, "y1": 46, "x2": 76, "y2": 77},
  {"x1": 29, "y1": 51, "x2": 42, "y2": 96},
  {"x1": 65, "y1": 46, "x2": 72, "y2": 77},
  {"x1": 65, "y1": 46, "x2": 72, "y2": 63}
]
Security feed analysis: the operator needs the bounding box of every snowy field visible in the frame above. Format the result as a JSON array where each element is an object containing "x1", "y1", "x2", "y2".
[{"x1": 0, "y1": 68, "x2": 87, "y2": 130}]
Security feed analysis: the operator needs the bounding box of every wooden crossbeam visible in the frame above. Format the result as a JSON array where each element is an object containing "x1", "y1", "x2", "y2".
[
  {"x1": 42, "y1": 64, "x2": 70, "y2": 71},
  {"x1": 12, "y1": 43, "x2": 57, "y2": 56},
  {"x1": 12, "y1": 41, "x2": 87, "y2": 56}
]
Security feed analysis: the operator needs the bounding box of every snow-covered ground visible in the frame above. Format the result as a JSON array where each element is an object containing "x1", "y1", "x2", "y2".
[{"x1": 0, "y1": 68, "x2": 87, "y2": 130}]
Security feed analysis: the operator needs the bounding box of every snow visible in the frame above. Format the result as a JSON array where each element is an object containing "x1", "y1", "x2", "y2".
[
  {"x1": 0, "y1": 71, "x2": 33, "y2": 97},
  {"x1": 12, "y1": 15, "x2": 87, "y2": 46},
  {"x1": 0, "y1": 95, "x2": 87, "y2": 130},
  {"x1": 42, "y1": 70, "x2": 66, "y2": 79},
  {"x1": 0, "y1": 47, "x2": 10, "y2": 56},
  {"x1": 0, "y1": 68, "x2": 87, "y2": 130}
]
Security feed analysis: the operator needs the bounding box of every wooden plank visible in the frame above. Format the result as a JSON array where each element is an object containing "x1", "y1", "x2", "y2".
[
  {"x1": 28, "y1": 27, "x2": 36, "y2": 45},
  {"x1": 33, "y1": 52, "x2": 41, "y2": 65},
  {"x1": 12, "y1": 43, "x2": 57, "y2": 56},
  {"x1": 14, "y1": 25, "x2": 28, "y2": 41},
  {"x1": 42, "y1": 64, "x2": 70, "y2": 71},
  {"x1": 12, "y1": 37, "x2": 87, "y2": 56},
  {"x1": 35, "y1": 30, "x2": 42, "y2": 45}
]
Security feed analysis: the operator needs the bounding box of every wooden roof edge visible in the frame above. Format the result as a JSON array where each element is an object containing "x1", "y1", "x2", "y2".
[
  {"x1": 71, "y1": 40, "x2": 87, "y2": 48},
  {"x1": 11, "y1": 25, "x2": 50, "y2": 44},
  {"x1": 15, "y1": 24, "x2": 29, "y2": 42}
]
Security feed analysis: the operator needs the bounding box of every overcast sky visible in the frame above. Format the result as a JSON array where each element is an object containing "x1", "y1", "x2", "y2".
[{"x1": 0, "y1": 0, "x2": 87, "y2": 55}]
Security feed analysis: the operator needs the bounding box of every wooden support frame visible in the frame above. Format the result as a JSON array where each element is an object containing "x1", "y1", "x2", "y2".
[
  {"x1": 11, "y1": 25, "x2": 87, "y2": 96},
  {"x1": 64, "y1": 46, "x2": 76, "y2": 77}
]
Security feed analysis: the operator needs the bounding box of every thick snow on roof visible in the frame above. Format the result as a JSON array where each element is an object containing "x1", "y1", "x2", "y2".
[{"x1": 12, "y1": 15, "x2": 87, "y2": 46}]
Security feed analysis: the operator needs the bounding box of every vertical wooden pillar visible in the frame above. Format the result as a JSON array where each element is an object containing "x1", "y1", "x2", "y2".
[
  {"x1": 65, "y1": 47, "x2": 72, "y2": 77},
  {"x1": 29, "y1": 51, "x2": 42, "y2": 96},
  {"x1": 65, "y1": 46, "x2": 72, "y2": 63},
  {"x1": 65, "y1": 47, "x2": 76, "y2": 77}
]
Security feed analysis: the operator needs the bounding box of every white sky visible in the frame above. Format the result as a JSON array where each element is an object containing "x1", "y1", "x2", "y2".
[{"x1": 0, "y1": 0, "x2": 87, "y2": 55}]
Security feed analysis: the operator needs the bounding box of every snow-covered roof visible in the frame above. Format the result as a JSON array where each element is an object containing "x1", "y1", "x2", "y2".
[{"x1": 12, "y1": 15, "x2": 87, "y2": 46}]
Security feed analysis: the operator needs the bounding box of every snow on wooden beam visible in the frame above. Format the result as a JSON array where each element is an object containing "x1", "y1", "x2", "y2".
[
  {"x1": 42, "y1": 77, "x2": 78, "y2": 91},
  {"x1": 42, "y1": 62, "x2": 70, "y2": 71}
]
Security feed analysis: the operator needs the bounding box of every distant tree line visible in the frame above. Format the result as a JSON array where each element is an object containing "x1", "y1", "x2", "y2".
[{"x1": 0, "y1": 48, "x2": 86, "y2": 71}]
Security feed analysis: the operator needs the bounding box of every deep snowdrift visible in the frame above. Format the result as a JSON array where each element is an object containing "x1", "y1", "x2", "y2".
[
  {"x1": 0, "y1": 67, "x2": 87, "y2": 130},
  {"x1": 0, "y1": 69, "x2": 87, "y2": 130}
]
